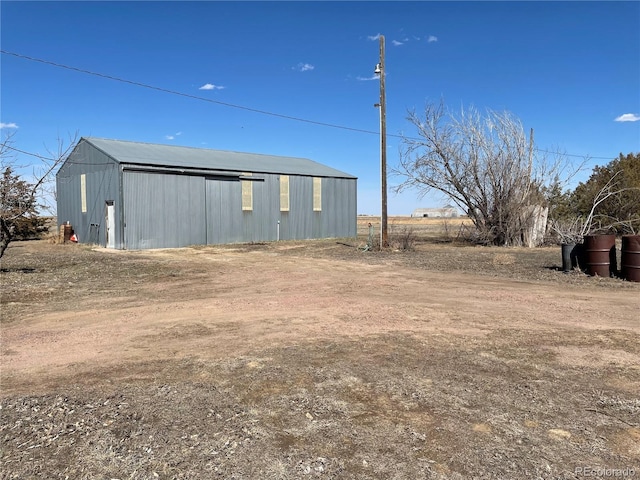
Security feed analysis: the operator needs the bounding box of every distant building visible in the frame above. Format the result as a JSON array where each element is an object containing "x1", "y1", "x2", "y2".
[
  {"x1": 56, "y1": 137, "x2": 357, "y2": 249},
  {"x1": 411, "y1": 205, "x2": 458, "y2": 218}
]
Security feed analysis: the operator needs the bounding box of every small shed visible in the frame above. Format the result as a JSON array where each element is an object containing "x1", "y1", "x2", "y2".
[
  {"x1": 56, "y1": 138, "x2": 357, "y2": 249},
  {"x1": 411, "y1": 205, "x2": 458, "y2": 218}
]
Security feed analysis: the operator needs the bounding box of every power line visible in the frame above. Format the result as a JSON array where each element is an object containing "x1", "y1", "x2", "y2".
[
  {"x1": 3, "y1": 145, "x2": 53, "y2": 161},
  {"x1": 0, "y1": 50, "x2": 623, "y2": 161},
  {"x1": 0, "y1": 50, "x2": 379, "y2": 136},
  {"x1": 2, "y1": 144, "x2": 112, "y2": 166}
]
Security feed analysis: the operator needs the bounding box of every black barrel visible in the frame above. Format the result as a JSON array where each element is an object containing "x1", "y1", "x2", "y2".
[
  {"x1": 583, "y1": 234, "x2": 616, "y2": 277},
  {"x1": 621, "y1": 235, "x2": 640, "y2": 282},
  {"x1": 561, "y1": 243, "x2": 579, "y2": 273}
]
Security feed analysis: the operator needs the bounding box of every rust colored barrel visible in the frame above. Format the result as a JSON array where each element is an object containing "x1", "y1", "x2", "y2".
[
  {"x1": 621, "y1": 235, "x2": 640, "y2": 282},
  {"x1": 59, "y1": 224, "x2": 73, "y2": 243},
  {"x1": 583, "y1": 234, "x2": 616, "y2": 277}
]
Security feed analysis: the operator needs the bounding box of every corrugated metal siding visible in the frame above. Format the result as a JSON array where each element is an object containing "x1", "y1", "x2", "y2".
[
  {"x1": 280, "y1": 175, "x2": 311, "y2": 240},
  {"x1": 321, "y1": 177, "x2": 357, "y2": 238},
  {"x1": 212, "y1": 173, "x2": 356, "y2": 243},
  {"x1": 123, "y1": 172, "x2": 207, "y2": 249},
  {"x1": 206, "y1": 178, "x2": 244, "y2": 244},
  {"x1": 244, "y1": 174, "x2": 280, "y2": 242},
  {"x1": 269, "y1": 174, "x2": 356, "y2": 241},
  {"x1": 56, "y1": 140, "x2": 121, "y2": 247}
]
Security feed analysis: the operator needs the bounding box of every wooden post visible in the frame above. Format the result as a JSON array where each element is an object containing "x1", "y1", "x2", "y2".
[{"x1": 379, "y1": 35, "x2": 388, "y2": 248}]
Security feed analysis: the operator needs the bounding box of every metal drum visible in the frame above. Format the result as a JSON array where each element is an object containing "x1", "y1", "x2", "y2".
[
  {"x1": 583, "y1": 234, "x2": 616, "y2": 277},
  {"x1": 621, "y1": 235, "x2": 640, "y2": 282},
  {"x1": 561, "y1": 243, "x2": 578, "y2": 273}
]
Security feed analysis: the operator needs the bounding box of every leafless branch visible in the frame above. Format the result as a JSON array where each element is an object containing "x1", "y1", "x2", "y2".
[
  {"x1": 394, "y1": 102, "x2": 579, "y2": 246},
  {"x1": 1, "y1": 132, "x2": 78, "y2": 258}
]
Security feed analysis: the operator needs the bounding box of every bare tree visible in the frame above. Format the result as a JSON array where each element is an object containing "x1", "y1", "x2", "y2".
[
  {"x1": 394, "y1": 102, "x2": 577, "y2": 246},
  {"x1": 0, "y1": 132, "x2": 77, "y2": 259},
  {"x1": 549, "y1": 171, "x2": 640, "y2": 243}
]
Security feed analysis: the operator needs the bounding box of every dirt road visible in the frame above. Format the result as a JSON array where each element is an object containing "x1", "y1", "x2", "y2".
[{"x1": 2, "y1": 245, "x2": 638, "y2": 382}]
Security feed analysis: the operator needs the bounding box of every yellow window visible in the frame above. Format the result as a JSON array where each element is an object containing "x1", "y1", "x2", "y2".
[
  {"x1": 80, "y1": 174, "x2": 87, "y2": 213},
  {"x1": 280, "y1": 175, "x2": 289, "y2": 212},
  {"x1": 313, "y1": 177, "x2": 322, "y2": 211},
  {"x1": 241, "y1": 172, "x2": 252, "y2": 211}
]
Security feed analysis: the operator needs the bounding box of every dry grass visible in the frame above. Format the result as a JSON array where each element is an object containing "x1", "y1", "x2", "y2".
[
  {"x1": 358, "y1": 216, "x2": 471, "y2": 243},
  {"x1": 3, "y1": 333, "x2": 639, "y2": 479}
]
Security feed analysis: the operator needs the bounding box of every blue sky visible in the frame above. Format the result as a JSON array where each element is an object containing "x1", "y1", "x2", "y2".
[{"x1": 1, "y1": 1, "x2": 639, "y2": 215}]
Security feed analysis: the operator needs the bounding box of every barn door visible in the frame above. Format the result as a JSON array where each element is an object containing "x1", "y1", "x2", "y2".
[
  {"x1": 206, "y1": 178, "x2": 243, "y2": 244},
  {"x1": 105, "y1": 200, "x2": 116, "y2": 248}
]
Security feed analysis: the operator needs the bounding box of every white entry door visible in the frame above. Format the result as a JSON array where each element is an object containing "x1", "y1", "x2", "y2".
[{"x1": 106, "y1": 201, "x2": 116, "y2": 248}]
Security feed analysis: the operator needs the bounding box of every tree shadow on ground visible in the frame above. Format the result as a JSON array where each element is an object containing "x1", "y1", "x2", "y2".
[{"x1": 0, "y1": 267, "x2": 36, "y2": 273}]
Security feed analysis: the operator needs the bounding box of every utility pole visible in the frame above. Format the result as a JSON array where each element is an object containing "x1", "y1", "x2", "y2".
[{"x1": 376, "y1": 35, "x2": 388, "y2": 248}]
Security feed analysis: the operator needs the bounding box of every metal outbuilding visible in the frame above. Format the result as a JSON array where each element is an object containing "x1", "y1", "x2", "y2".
[
  {"x1": 56, "y1": 137, "x2": 357, "y2": 249},
  {"x1": 411, "y1": 206, "x2": 459, "y2": 218}
]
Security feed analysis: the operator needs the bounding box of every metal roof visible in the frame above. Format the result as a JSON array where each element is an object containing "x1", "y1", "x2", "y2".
[{"x1": 80, "y1": 137, "x2": 356, "y2": 179}]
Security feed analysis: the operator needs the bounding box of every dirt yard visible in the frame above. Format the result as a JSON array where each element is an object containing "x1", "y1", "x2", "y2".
[{"x1": 1, "y1": 220, "x2": 639, "y2": 479}]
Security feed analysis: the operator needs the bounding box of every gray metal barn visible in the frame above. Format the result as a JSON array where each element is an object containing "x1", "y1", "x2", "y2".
[{"x1": 56, "y1": 138, "x2": 357, "y2": 249}]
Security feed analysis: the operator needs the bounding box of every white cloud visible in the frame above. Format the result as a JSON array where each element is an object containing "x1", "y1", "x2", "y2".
[
  {"x1": 427, "y1": 35, "x2": 438, "y2": 43},
  {"x1": 165, "y1": 131, "x2": 182, "y2": 140},
  {"x1": 199, "y1": 83, "x2": 225, "y2": 90},
  {"x1": 367, "y1": 33, "x2": 381, "y2": 41},
  {"x1": 356, "y1": 75, "x2": 379, "y2": 81},
  {"x1": 392, "y1": 40, "x2": 404, "y2": 46},
  {"x1": 294, "y1": 63, "x2": 315, "y2": 72},
  {"x1": 614, "y1": 113, "x2": 640, "y2": 122},
  {"x1": 0, "y1": 122, "x2": 18, "y2": 129}
]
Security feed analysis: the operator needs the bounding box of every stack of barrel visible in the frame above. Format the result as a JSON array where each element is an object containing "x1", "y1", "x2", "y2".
[{"x1": 582, "y1": 234, "x2": 640, "y2": 282}]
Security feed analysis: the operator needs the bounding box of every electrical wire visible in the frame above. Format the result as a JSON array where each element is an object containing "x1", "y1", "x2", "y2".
[
  {"x1": 2, "y1": 144, "x2": 112, "y2": 166},
  {"x1": 0, "y1": 49, "x2": 623, "y2": 162},
  {"x1": 0, "y1": 50, "x2": 379, "y2": 136},
  {"x1": 3, "y1": 145, "x2": 53, "y2": 160}
]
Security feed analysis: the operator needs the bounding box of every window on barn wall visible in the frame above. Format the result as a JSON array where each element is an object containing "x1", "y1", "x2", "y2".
[
  {"x1": 241, "y1": 172, "x2": 253, "y2": 211},
  {"x1": 80, "y1": 174, "x2": 87, "y2": 213},
  {"x1": 280, "y1": 175, "x2": 290, "y2": 212},
  {"x1": 313, "y1": 177, "x2": 322, "y2": 211}
]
